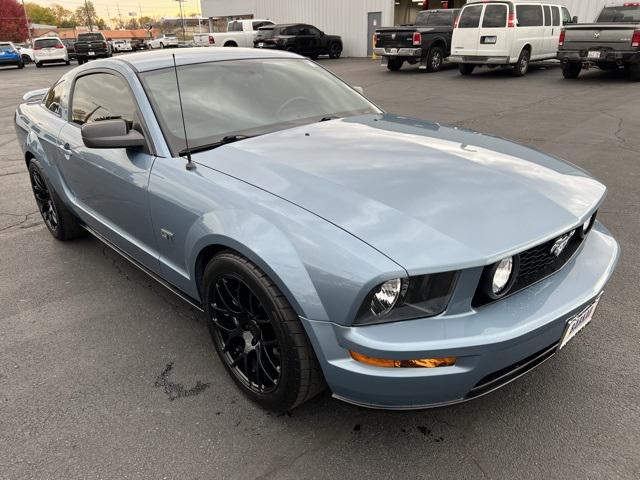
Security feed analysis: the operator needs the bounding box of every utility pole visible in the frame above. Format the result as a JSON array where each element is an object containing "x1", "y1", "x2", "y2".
[
  {"x1": 84, "y1": 0, "x2": 93, "y2": 30},
  {"x1": 20, "y1": 0, "x2": 33, "y2": 45},
  {"x1": 117, "y1": 3, "x2": 123, "y2": 28},
  {"x1": 175, "y1": 0, "x2": 187, "y2": 41}
]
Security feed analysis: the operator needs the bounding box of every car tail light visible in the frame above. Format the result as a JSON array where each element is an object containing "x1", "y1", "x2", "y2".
[
  {"x1": 55, "y1": 43, "x2": 64, "y2": 49},
  {"x1": 209, "y1": 35, "x2": 215, "y2": 44},
  {"x1": 632, "y1": 29, "x2": 640, "y2": 47},
  {"x1": 374, "y1": 32, "x2": 380, "y2": 47},
  {"x1": 508, "y1": 12, "x2": 516, "y2": 28},
  {"x1": 559, "y1": 29, "x2": 566, "y2": 46},
  {"x1": 412, "y1": 31, "x2": 421, "y2": 46},
  {"x1": 623, "y1": 2, "x2": 640, "y2": 6}
]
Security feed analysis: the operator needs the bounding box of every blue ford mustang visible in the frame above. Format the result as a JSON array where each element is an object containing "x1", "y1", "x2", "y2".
[{"x1": 14, "y1": 48, "x2": 619, "y2": 411}]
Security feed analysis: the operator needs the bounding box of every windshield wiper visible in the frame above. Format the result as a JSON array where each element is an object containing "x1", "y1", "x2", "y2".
[
  {"x1": 318, "y1": 116, "x2": 340, "y2": 122},
  {"x1": 179, "y1": 135, "x2": 254, "y2": 156}
]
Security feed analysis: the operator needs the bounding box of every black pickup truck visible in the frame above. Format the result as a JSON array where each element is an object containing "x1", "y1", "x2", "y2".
[
  {"x1": 374, "y1": 9, "x2": 459, "y2": 72},
  {"x1": 75, "y1": 32, "x2": 112, "y2": 65},
  {"x1": 558, "y1": 3, "x2": 640, "y2": 80}
]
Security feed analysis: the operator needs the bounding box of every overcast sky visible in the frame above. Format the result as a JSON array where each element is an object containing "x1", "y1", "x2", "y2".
[{"x1": 37, "y1": 0, "x2": 202, "y2": 24}]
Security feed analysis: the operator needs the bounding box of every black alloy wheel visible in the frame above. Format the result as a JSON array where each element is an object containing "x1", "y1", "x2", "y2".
[
  {"x1": 29, "y1": 166, "x2": 58, "y2": 233},
  {"x1": 210, "y1": 274, "x2": 282, "y2": 394},
  {"x1": 204, "y1": 252, "x2": 325, "y2": 412},
  {"x1": 426, "y1": 46, "x2": 444, "y2": 72}
]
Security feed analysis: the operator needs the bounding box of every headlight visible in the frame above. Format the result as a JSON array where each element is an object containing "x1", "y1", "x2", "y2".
[
  {"x1": 355, "y1": 272, "x2": 458, "y2": 326},
  {"x1": 492, "y1": 257, "x2": 514, "y2": 295}
]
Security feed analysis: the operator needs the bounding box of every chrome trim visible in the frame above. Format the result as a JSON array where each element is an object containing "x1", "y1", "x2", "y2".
[{"x1": 82, "y1": 224, "x2": 204, "y2": 312}]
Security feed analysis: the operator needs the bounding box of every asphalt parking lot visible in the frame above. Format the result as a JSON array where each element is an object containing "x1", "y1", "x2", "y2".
[{"x1": 1, "y1": 58, "x2": 639, "y2": 480}]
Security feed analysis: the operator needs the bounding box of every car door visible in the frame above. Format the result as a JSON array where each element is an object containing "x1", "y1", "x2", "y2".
[
  {"x1": 549, "y1": 6, "x2": 562, "y2": 54},
  {"x1": 57, "y1": 70, "x2": 160, "y2": 273},
  {"x1": 296, "y1": 25, "x2": 313, "y2": 54},
  {"x1": 476, "y1": 3, "x2": 510, "y2": 59},
  {"x1": 452, "y1": 4, "x2": 484, "y2": 57},
  {"x1": 542, "y1": 5, "x2": 554, "y2": 55},
  {"x1": 306, "y1": 26, "x2": 324, "y2": 54},
  {"x1": 515, "y1": 4, "x2": 544, "y2": 60}
]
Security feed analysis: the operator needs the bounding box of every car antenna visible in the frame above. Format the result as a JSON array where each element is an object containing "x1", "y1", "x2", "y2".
[{"x1": 171, "y1": 53, "x2": 196, "y2": 171}]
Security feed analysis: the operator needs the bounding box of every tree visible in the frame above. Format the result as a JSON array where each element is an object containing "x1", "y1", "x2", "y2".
[
  {"x1": 0, "y1": 0, "x2": 29, "y2": 42},
  {"x1": 50, "y1": 3, "x2": 73, "y2": 26},
  {"x1": 73, "y1": 1, "x2": 97, "y2": 28},
  {"x1": 24, "y1": 2, "x2": 56, "y2": 25}
]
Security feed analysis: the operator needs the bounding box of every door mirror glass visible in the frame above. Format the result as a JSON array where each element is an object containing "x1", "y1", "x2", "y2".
[
  {"x1": 572, "y1": 16, "x2": 578, "y2": 24},
  {"x1": 81, "y1": 119, "x2": 146, "y2": 149}
]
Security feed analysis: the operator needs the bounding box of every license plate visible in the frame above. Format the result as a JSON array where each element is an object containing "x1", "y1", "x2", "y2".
[
  {"x1": 482, "y1": 36, "x2": 497, "y2": 44},
  {"x1": 258, "y1": 42, "x2": 264, "y2": 47},
  {"x1": 559, "y1": 293, "x2": 602, "y2": 350},
  {"x1": 389, "y1": 48, "x2": 398, "y2": 54},
  {"x1": 587, "y1": 50, "x2": 601, "y2": 60},
  {"x1": 88, "y1": 51, "x2": 95, "y2": 56}
]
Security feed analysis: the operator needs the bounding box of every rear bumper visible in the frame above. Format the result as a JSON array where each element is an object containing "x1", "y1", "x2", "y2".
[
  {"x1": 449, "y1": 55, "x2": 510, "y2": 65},
  {"x1": 34, "y1": 54, "x2": 68, "y2": 63},
  {"x1": 302, "y1": 223, "x2": 619, "y2": 409},
  {"x1": 374, "y1": 47, "x2": 422, "y2": 57},
  {"x1": 76, "y1": 51, "x2": 108, "y2": 58},
  {"x1": 558, "y1": 50, "x2": 640, "y2": 64}
]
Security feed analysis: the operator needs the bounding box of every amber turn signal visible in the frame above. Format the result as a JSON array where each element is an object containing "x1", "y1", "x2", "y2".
[{"x1": 350, "y1": 351, "x2": 456, "y2": 368}]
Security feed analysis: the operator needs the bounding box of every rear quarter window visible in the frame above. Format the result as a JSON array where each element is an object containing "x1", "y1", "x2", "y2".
[
  {"x1": 482, "y1": 5, "x2": 507, "y2": 28},
  {"x1": 516, "y1": 5, "x2": 544, "y2": 27},
  {"x1": 458, "y1": 5, "x2": 483, "y2": 28}
]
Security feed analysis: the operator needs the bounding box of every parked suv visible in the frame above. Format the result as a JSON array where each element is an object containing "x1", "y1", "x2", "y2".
[
  {"x1": 254, "y1": 23, "x2": 343, "y2": 59},
  {"x1": 75, "y1": 32, "x2": 112, "y2": 64},
  {"x1": 558, "y1": 3, "x2": 640, "y2": 80},
  {"x1": 450, "y1": 1, "x2": 575, "y2": 76},
  {"x1": 0, "y1": 42, "x2": 24, "y2": 69},
  {"x1": 375, "y1": 9, "x2": 460, "y2": 72},
  {"x1": 33, "y1": 37, "x2": 69, "y2": 67}
]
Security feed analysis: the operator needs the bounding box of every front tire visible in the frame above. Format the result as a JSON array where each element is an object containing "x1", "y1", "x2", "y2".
[
  {"x1": 426, "y1": 46, "x2": 444, "y2": 73},
  {"x1": 387, "y1": 57, "x2": 403, "y2": 71},
  {"x1": 329, "y1": 42, "x2": 342, "y2": 59},
  {"x1": 512, "y1": 48, "x2": 530, "y2": 77},
  {"x1": 28, "y1": 159, "x2": 84, "y2": 241},
  {"x1": 459, "y1": 63, "x2": 475, "y2": 75},
  {"x1": 21, "y1": 54, "x2": 31, "y2": 64},
  {"x1": 204, "y1": 252, "x2": 325, "y2": 412},
  {"x1": 17, "y1": 61, "x2": 24, "y2": 69},
  {"x1": 562, "y1": 62, "x2": 582, "y2": 79},
  {"x1": 35, "y1": 62, "x2": 42, "y2": 68}
]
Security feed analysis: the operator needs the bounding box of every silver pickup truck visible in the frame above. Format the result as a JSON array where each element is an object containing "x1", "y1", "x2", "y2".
[{"x1": 558, "y1": 4, "x2": 640, "y2": 80}]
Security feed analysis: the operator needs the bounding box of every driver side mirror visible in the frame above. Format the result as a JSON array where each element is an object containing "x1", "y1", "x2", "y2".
[
  {"x1": 81, "y1": 119, "x2": 146, "y2": 149},
  {"x1": 572, "y1": 16, "x2": 578, "y2": 24},
  {"x1": 320, "y1": 31, "x2": 325, "y2": 36}
]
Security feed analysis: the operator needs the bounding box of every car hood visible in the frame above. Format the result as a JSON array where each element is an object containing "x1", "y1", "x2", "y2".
[{"x1": 195, "y1": 114, "x2": 606, "y2": 274}]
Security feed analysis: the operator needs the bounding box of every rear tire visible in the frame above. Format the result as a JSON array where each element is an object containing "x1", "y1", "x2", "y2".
[
  {"x1": 35, "y1": 62, "x2": 42, "y2": 68},
  {"x1": 426, "y1": 46, "x2": 444, "y2": 73},
  {"x1": 204, "y1": 252, "x2": 325, "y2": 412},
  {"x1": 512, "y1": 48, "x2": 530, "y2": 77},
  {"x1": 17, "y1": 61, "x2": 24, "y2": 69},
  {"x1": 458, "y1": 63, "x2": 475, "y2": 75},
  {"x1": 387, "y1": 57, "x2": 403, "y2": 71},
  {"x1": 28, "y1": 159, "x2": 84, "y2": 241},
  {"x1": 562, "y1": 62, "x2": 582, "y2": 79},
  {"x1": 627, "y1": 63, "x2": 640, "y2": 81},
  {"x1": 21, "y1": 54, "x2": 31, "y2": 64}
]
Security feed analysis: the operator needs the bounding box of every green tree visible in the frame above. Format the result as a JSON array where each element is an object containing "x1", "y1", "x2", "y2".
[
  {"x1": 50, "y1": 3, "x2": 73, "y2": 25},
  {"x1": 73, "y1": 1, "x2": 98, "y2": 28},
  {"x1": 24, "y1": 2, "x2": 56, "y2": 25}
]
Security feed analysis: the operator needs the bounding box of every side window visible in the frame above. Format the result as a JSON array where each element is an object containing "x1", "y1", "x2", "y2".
[
  {"x1": 552, "y1": 6, "x2": 561, "y2": 26},
  {"x1": 458, "y1": 5, "x2": 483, "y2": 28},
  {"x1": 482, "y1": 5, "x2": 507, "y2": 28},
  {"x1": 228, "y1": 21, "x2": 242, "y2": 32},
  {"x1": 252, "y1": 21, "x2": 271, "y2": 30},
  {"x1": 561, "y1": 7, "x2": 572, "y2": 25},
  {"x1": 71, "y1": 73, "x2": 135, "y2": 126},
  {"x1": 43, "y1": 80, "x2": 65, "y2": 116},
  {"x1": 543, "y1": 6, "x2": 551, "y2": 26},
  {"x1": 288, "y1": 26, "x2": 301, "y2": 35},
  {"x1": 307, "y1": 27, "x2": 321, "y2": 36},
  {"x1": 516, "y1": 5, "x2": 544, "y2": 27}
]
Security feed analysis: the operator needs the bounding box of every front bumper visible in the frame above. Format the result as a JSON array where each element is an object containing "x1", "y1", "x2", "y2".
[
  {"x1": 374, "y1": 47, "x2": 422, "y2": 57},
  {"x1": 558, "y1": 50, "x2": 640, "y2": 65},
  {"x1": 301, "y1": 223, "x2": 619, "y2": 409}
]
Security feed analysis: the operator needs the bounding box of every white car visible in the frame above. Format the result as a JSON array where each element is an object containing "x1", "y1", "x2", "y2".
[
  {"x1": 112, "y1": 40, "x2": 133, "y2": 52},
  {"x1": 147, "y1": 34, "x2": 179, "y2": 49},
  {"x1": 15, "y1": 44, "x2": 34, "y2": 64},
  {"x1": 450, "y1": 1, "x2": 574, "y2": 76},
  {"x1": 33, "y1": 37, "x2": 69, "y2": 67},
  {"x1": 196, "y1": 19, "x2": 274, "y2": 47}
]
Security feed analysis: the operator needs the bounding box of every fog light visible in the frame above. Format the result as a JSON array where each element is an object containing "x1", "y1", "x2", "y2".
[
  {"x1": 492, "y1": 257, "x2": 514, "y2": 295},
  {"x1": 350, "y1": 351, "x2": 456, "y2": 368}
]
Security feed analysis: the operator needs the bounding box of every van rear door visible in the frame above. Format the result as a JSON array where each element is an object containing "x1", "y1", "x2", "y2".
[
  {"x1": 452, "y1": 3, "x2": 484, "y2": 56},
  {"x1": 476, "y1": 3, "x2": 511, "y2": 58}
]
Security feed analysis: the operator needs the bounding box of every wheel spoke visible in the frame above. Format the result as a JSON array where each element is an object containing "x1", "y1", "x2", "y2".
[
  {"x1": 222, "y1": 327, "x2": 243, "y2": 353},
  {"x1": 257, "y1": 349, "x2": 277, "y2": 385},
  {"x1": 260, "y1": 345, "x2": 279, "y2": 373}
]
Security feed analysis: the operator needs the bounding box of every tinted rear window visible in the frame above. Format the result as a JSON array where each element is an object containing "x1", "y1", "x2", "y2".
[
  {"x1": 34, "y1": 38, "x2": 61, "y2": 48},
  {"x1": 416, "y1": 11, "x2": 453, "y2": 27},
  {"x1": 78, "y1": 33, "x2": 104, "y2": 41},
  {"x1": 458, "y1": 5, "x2": 483, "y2": 28},
  {"x1": 597, "y1": 6, "x2": 640, "y2": 23},
  {"x1": 516, "y1": 5, "x2": 543, "y2": 27},
  {"x1": 482, "y1": 5, "x2": 507, "y2": 28}
]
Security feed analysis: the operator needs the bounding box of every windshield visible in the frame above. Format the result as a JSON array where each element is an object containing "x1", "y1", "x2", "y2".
[
  {"x1": 597, "y1": 6, "x2": 640, "y2": 22},
  {"x1": 78, "y1": 33, "x2": 103, "y2": 41},
  {"x1": 141, "y1": 58, "x2": 380, "y2": 156}
]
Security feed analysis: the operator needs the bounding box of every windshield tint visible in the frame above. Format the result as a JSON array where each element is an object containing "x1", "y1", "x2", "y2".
[
  {"x1": 141, "y1": 59, "x2": 380, "y2": 156},
  {"x1": 78, "y1": 33, "x2": 103, "y2": 41},
  {"x1": 597, "y1": 6, "x2": 640, "y2": 23}
]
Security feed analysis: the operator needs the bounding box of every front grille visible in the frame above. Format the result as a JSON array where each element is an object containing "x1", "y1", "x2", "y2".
[
  {"x1": 473, "y1": 214, "x2": 596, "y2": 308},
  {"x1": 467, "y1": 341, "x2": 559, "y2": 399}
]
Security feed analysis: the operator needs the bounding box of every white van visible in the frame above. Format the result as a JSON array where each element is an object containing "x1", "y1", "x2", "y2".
[{"x1": 450, "y1": 1, "x2": 575, "y2": 76}]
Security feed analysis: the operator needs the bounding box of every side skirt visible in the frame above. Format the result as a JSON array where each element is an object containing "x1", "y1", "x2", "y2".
[{"x1": 82, "y1": 224, "x2": 204, "y2": 312}]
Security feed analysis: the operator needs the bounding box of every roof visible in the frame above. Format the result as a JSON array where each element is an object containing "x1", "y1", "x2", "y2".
[{"x1": 103, "y1": 47, "x2": 300, "y2": 72}]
